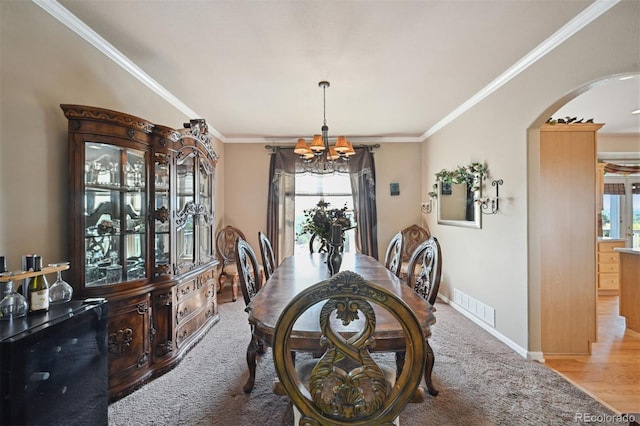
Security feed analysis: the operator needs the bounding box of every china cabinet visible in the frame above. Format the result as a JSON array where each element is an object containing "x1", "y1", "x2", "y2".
[{"x1": 61, "y1": 105, "x2": 219, "y2": 401}]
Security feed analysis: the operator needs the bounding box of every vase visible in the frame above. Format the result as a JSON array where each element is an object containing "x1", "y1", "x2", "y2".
[{"x1": 327, "y1": 243, "x2": 343, "y2": 276}]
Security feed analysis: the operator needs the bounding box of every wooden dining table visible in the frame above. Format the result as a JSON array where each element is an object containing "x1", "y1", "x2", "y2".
[{"x1": 245, "y1": 252, "x2": 438, "y2": 395}]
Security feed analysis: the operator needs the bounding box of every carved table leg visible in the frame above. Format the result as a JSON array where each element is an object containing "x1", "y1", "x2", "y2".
[
  {"x1": 243, "y1": 334, "x2": 259, "y2": 393},
  {"x1": 424, "y1": 339, "x2": 438, "y2": 396}
]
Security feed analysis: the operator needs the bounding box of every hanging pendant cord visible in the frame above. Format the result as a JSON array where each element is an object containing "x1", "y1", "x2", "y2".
[{"x1": 323, "y1": 84, "x2": 327, "y2": 127}]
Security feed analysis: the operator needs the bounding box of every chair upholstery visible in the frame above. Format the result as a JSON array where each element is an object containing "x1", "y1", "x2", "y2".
[
  {"x1": 383, "y1": 231, "x2": 403, "y2": 277},
  {"x1": 234, "y1": 237, "x2": 266, "y2": 393},
  {"x1": 399, "y1": 224, "x2": 431, "y2": 281},
  {"x1": 397, "y1": 236, "x2": 442, "y2": 396},
  {"x1": 272, "y1": 270, "x2": 426, "y2": 425},
  {"x1": 258, "y1": 231, "x2": 276, "y2": 281}
]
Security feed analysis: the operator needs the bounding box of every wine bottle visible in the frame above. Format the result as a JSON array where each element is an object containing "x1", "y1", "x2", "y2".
[
  {"x1": 0, "y1": 256, "x2": 9, "y2": 300},
  {"x1": 28, "y1": 255, "x2": 49, "y2": 314},
  {"x1": 18, "y1": 254, "x2": 35, "y2": 299}
]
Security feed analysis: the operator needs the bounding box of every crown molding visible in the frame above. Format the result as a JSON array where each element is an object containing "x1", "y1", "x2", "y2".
[
  {"x1": 33, "y1": 0, "x2": 226, "y2": 142},
  {"x1": 34, "y1": 0, "x2": 618, "y2": 145},
  {"x1": 421, "y1": 0, "x2": 620, "y2": 141}
]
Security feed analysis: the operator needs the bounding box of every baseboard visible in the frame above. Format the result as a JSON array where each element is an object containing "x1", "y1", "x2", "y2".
[{"x1": 437, "y1": 295, "x2": 544, "y2": 362}]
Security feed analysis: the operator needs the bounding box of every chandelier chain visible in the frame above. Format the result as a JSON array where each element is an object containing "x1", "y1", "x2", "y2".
[{"x1": 323, "y1": 84, "x2": 327, "y2": 127}]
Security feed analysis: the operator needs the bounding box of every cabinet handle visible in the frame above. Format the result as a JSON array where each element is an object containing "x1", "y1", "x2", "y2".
[{"x1": 137, "y1": 303, "x2": 149, "y2": 314}]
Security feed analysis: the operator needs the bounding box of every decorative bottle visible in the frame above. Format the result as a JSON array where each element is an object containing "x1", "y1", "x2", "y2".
[
  {"x1": 0, "y1": 256, "x2": 28, "y2": 320},
  {"x1": 28, "y1": 255, "x2": 49, "y2": 314},
  {"x1": 0, "y1": 256, "x2": 10, "y2": 300}
]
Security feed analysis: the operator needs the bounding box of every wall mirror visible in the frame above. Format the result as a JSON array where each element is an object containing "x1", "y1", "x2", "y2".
[
  {"x1": 437, "y1": 177, "x2": 482, "y2": 228},
  {"x1": 430, "y1": 162, "x2": 487, "y2": 229}
]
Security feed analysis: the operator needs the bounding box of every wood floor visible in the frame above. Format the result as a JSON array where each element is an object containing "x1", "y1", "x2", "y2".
[{"x1": 544, "y1": 295, "x2": 640, "y2": 415}]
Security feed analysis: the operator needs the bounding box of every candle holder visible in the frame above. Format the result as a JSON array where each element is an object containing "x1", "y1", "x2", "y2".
[{"x1": 478, "y1": 179, "x2": 503, "y2": 215}]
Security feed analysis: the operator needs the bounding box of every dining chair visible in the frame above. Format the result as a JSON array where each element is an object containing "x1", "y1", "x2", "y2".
[
  {"x1": 308, "y1": 233, "x2": 327, "y2": 254},
  {"x1": 383, "y1": 231, "x2": 403, "y2": 277},
  {"x1": 399, "y1": 224, "x2": 431, "y2": 281},
  {"x1": 396, "y1": 236, "x2": 442, "y2": 396},
  {"x1": 272, "y1": 270, "x2": 426, "y2": 425},
  {"x1": 258, "y1": 231, "x2": 276, "y2": 281},
  {"x1": 216, "y1": 225, "x2": 264, "y2": 302},
  {"x1": 234, "y1": 237, "x2": 266, "y2": 393},
  {"x1": 215, "y1": 225, "x2": 246, "y2": 302}
]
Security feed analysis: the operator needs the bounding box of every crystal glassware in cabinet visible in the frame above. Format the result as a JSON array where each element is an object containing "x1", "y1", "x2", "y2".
[
  {"x1": 154, "y1": 154, "x2": 171, "y2": 276},
  {"x1": 83, "y1": 144, "x2": 147, "y2": 286},
  {"x1": 175, "y1": 154, "x2": 196, "y2": 273}
]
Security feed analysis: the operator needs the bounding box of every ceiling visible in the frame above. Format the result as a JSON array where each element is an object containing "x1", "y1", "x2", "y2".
[{"x1": 44, "y1": 0, "x2": 639, "y2": 143}]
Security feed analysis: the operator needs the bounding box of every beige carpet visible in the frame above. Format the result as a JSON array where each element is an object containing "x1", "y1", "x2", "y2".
[{"x1": 108, "y1": 293, "x2": 619, "y2": 425}]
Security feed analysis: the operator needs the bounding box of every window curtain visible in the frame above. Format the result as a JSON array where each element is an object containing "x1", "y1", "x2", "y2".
[
  {"x1": 347, "y1": 148, "x2": 378, "y2": 259},
  {"x1": 603, "y1": 183, "x2": 625, "y2": 195},
  {"x1": 267, "y1": 149, "x2": 297, "y2": 264},
  {"x1": 266, "y1": 146, "x2": 378, "y2": 262},
  {"x1": 603, "y1": 163, "x2": 640, "y2": 175}
]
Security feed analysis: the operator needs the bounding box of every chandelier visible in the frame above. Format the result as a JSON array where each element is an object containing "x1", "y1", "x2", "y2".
[{"x1": 294, "y1": 81, "x2": 355, "y2": 170}]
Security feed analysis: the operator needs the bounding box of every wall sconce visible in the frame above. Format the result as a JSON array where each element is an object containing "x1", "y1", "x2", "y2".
[
  {"x1": 477, "y1": 179, "x2": 503, "y2": 215},
  {"x1": 421, "y1": 197, "x2": 434, "y2": 214}
]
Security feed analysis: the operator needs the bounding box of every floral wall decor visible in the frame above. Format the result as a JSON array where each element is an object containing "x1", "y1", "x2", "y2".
[{"x1": 428, "y1": 162, "x2": 489, "y2": 198}]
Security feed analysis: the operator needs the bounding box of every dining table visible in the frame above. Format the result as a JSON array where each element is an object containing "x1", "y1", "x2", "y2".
[{"x1": 244, "y1": 252, "x2": 438, "y2": 396}]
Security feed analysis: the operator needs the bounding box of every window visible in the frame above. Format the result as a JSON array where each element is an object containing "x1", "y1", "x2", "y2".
[
  {"x1": 294, "y1": 173, "x2": 355, "y2": 254},
  {"x1": 602, "y1": 177, "x2": 640, "y2": 249}
]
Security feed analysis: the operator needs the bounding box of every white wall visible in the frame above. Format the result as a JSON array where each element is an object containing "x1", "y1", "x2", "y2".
[{"x1": 421, "y1": 0, "x2": 639, "y2": 354}]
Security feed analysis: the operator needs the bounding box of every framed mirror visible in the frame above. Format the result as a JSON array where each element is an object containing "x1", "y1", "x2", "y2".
[{"x1": 437, "y1": 174, "x2": 482, "y2": 229}]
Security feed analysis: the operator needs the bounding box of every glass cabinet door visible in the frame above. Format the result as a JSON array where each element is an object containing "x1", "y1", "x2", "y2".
[
  {"x1": 197, "y1": 160, "x2": 214, "y2": 264},
  {"x1": 84, "y1": 142, "x2": 147, "y2": 287},
  {"x1": 176, "y1": 154, "x2": 196, "y2": 272},
  {"x1": 153, "y1": 154, "x2": 171, "y2": 275}
]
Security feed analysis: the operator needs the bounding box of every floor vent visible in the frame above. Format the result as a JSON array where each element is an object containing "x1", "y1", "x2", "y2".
[{"x1": 453, "y1": 289, "x2": 496, "y2": 327}]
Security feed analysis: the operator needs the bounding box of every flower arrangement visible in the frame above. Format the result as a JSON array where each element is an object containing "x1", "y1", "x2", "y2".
[
  {"x1": 428, "y1": 162, "x2": 488, "y2": 198},
  {"x1": 299, "y1": 200, "x2": 355, "y2": 243}
]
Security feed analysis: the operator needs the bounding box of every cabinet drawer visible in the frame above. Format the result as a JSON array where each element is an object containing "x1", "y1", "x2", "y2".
[
  {"x1": 597, "y1": 252, "x2": 619, "y2": 264},
  {"x1": 598, "y1": 241, "x2": 625, "y2": 252},
  {"x1": 598, "y1": 273, "x2": 619, "y2": 289},
  {"x1": 176, "y1": 270, "x2": 213, "y2": 302},
  {"x1": 175, "y1": 301, "x2": 216, "y2": 349},
  {"x1": 597, "y1": 262, "x2": 619, "y2": 273},
  {"x1": 176, "y1": 284, "x2": 214, "y2": 325}
]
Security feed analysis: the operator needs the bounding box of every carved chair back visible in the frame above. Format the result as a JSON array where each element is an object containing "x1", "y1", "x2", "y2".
[
  {"x1": 400, "y1": 224, "x2": 431, "y2": 263},
  {"x1": 258, "y1": 231, "x2": 276, "y2": 281},
  {"x1": 234, "y1": 237, "x2": 263, "y2": 306},
  {"x1": 216, "y1": 225, "x2": 246, "y2": 266},
  {"x1": 383, "y1": 231, "x2": 403, "y2": 277},
  {"x1": 272, "y1": 270, "x2": 425, "y2": 425},
  {"x1": 308, "y1": 233, "x2": 328, "y2": 254},
  {"x1": 406, "y1": 236, "x2": 442, "y2": 306}
]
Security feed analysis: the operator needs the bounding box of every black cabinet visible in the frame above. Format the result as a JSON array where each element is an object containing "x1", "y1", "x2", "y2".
[{"x1": 0, "y1": 300, "x2": 108, "y2": 425}]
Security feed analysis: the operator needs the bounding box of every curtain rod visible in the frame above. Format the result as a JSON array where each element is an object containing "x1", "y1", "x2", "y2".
[{"x1": 265, "y1": 144, "x2": 380, "y2": 153}]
